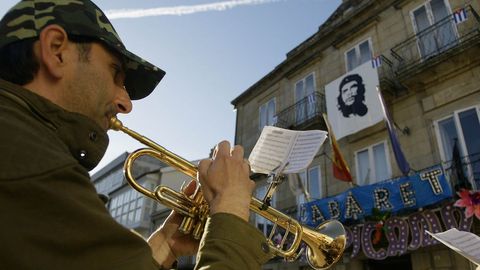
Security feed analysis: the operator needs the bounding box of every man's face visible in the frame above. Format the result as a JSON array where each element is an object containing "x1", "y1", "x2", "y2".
[
  {"x1": 341, "y1": 80, "x2": 358, "y2": 106},
  {"x1": 63, "y1": 42, "x2": 132, "y2": 131}
]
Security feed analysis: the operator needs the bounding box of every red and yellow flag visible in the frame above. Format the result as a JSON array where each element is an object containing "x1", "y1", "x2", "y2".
[{"x1": 323, "y1": 114, "x2": 353, "y2": 182}]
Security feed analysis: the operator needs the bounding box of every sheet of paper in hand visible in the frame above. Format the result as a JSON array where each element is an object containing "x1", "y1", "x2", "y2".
[
  {"x1": 248, "y1": 126, "x2": 328, "y2": 175},
  {"x1": 426, "y1": 228, "x2": 480, "y2": 265}
]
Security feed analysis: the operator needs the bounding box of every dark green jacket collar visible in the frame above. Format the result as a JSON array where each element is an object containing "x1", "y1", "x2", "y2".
[{"x1": 0, "y1": 78, "x2": 108, "y2": 171}]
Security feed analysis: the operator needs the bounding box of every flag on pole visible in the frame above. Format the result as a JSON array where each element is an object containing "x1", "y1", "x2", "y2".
[
  {"x1": 323, "y1": 113, "x2": 353, "y2": 182},
  {"x1": 453, "y1": 8, "x2": 467, "y2": 24},
  {"x1": 371, "y1": 55, "x2": 382, "y2": 69},
  {"x1": 451, "y1": 139, "x2": 471, "y2": 191},
  {"x1": 376, "y1": 87, "x2": 410, "y2": 176}
]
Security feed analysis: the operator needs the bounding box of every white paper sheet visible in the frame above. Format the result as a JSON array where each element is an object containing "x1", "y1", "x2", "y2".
[
  {"x1": 426, "y1": 228, "x2": 480, "y2": 265},
  {"x1": 248, "y1": 126, "x2": 327, "y2": 174}
]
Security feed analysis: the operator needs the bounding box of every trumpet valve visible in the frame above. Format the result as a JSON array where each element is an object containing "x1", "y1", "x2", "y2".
[
  {"x1": 192, "y1": 220, "x2": 204, "y2": 240},
  {"x1": 192, "y1": 202, "x2": 210, "y2": 239},
  {"x1": 179, "y1": 216, "x2": 195, "y2": 235}
]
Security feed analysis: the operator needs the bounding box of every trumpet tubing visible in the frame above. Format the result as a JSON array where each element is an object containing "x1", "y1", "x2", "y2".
[{"x1": 110, "y1": 117, "x2": 346, "y2": 270}]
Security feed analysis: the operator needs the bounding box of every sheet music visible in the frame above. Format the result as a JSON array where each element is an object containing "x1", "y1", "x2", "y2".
[
  {"x1": 426, "y1": 228, "x2": 480, "y2": 265},
  {"x1": 248, "y1": 126, "x2": 327, "y2": 174}
]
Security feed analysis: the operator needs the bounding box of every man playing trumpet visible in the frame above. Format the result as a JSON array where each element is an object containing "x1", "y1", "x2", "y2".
[{"x1": 0, "y1": 0, "x2": 273, "y2": 269}]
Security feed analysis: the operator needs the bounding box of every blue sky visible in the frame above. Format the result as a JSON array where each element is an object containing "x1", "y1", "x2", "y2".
[{"x1": 0, "y1": 0, "x2": 341, "y2": 174}]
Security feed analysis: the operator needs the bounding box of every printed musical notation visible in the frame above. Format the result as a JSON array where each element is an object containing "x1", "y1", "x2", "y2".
[
  {"x1": 426, "y1": 228, "x2": 480, "y2": 266},
  {"x1": 248, "y1": 126, "x2": 327, "y2": 175}
]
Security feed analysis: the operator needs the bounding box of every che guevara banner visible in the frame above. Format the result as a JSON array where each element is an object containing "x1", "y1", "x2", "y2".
[{"x1": 325, "y1": 61, "x2": 383, "y2": 139}]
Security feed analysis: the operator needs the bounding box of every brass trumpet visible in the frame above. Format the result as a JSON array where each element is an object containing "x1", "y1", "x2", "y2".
[{"x1": 110, "y1": 117, "x2": 346, "y2": 270}]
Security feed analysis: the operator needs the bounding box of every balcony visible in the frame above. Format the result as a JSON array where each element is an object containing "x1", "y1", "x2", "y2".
[
  {"x1": 443, "y1": 152, "x2": 480, "y2": 191},
  {"x1": 274, "y1": 92, "x2": 326, "y2": 130},
  {"x1": 391, "y1": 5, "x2": 480, "y2": 81},
  {"x1": 377, "y1": 55, "x2": 407, "y2": 97}
]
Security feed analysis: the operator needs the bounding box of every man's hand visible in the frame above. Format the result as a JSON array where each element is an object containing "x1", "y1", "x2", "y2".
[
  {"x1": 198, "y1": 141, "x2": 255, "y2": 222},
  {"x1": 147, "y1": 180, "x2": 199, "y2": 268}
]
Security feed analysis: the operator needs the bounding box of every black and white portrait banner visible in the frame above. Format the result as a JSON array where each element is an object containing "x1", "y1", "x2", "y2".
[{"x1": 325, "y1": 62, "x2": 383, "y2": 139}]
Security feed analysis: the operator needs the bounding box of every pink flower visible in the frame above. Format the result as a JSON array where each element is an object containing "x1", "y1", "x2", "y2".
[{"x1": 454, "y1": 189, "x2": 480, "y2": 219}]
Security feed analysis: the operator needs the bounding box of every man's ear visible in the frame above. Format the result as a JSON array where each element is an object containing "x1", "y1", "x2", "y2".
[{"x1": 37, "y1": 25, "x2": 70, "y2": 79}]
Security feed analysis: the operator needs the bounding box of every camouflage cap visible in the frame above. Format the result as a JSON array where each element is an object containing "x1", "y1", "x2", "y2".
[{"x1": 0, "y1": 0, "x2": 165, "y2": 100}]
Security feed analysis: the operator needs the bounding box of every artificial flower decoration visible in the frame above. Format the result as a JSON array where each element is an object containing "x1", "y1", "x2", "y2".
[
  {"x1": 454, "y1": 189, "x2": 480, "y2": 219},
  {"x1": 370, "y1": 208, "x2": 391, "y2": 245},
  {"x1": 373, "y1": 221, "x2": 384, "y2": 245}
]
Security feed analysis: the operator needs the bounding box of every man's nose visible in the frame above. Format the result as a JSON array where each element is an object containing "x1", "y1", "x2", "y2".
[{"x1": 115, "y1": 86, "x2": 133, "y2": 114}]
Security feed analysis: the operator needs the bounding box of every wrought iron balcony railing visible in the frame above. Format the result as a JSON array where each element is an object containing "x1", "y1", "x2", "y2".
[
  {"x1": 443, "y1": 152, "x2": 480, "y2": 191},
  {"x1": 377, "y1": 55, "x2": 407, "y2": 96},
  {"x1": 274, "y1": 92, "x2": 326, "y2": 129},
  {"x1": 391, "y1": 5, "x2": 480, "y2": 80}
]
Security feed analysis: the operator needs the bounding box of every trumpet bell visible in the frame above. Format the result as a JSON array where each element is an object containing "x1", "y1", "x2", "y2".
[{"x1": 305, "y1": 220, "x2": 346, "y2": 270}]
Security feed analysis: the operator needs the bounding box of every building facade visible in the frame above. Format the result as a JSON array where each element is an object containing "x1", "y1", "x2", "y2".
[
  {"x1": 231, "y1": 0, "x2": 480, "y2": 269},
  {"x1": 92, "y1": 152, "x2": 164, "y2": 238},
  {"x1": 92, "y1": 152, "x2": 201, "y2": 269}
]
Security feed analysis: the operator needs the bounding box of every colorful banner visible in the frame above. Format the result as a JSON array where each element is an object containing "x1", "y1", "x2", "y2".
[
  {"x1": 325, "y1": 61, "x2": 383, "y2": 139},
  {"x1": 300, "y1": 165, "x2": 452, "y2": 226}
]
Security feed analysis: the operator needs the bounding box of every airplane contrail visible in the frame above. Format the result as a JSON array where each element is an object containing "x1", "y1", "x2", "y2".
[{"x1": 105, "y1": 0, "x2": 284, "y2": 19}]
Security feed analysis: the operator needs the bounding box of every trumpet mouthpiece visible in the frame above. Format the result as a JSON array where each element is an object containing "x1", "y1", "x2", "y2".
[{"x1": 109, "y1": 117, "x2": 123, "y2": 131}]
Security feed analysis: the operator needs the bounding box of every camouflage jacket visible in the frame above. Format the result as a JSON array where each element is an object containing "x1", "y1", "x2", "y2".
[{"x1": 0, "y1": 79, "x2": 272, "y2": 269}]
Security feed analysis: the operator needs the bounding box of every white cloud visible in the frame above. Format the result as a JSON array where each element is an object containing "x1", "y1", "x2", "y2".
[{"x1": 105, "y1": 0, "x2": 283, "y2": 19}]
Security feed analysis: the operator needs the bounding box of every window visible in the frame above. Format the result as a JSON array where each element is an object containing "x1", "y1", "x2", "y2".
[
  {"x1": 94, "y1": 168, "x2": 124, "y2": 195},
  {"x1": 259, "y1": 98, "x2": 276, "y2": 131},
  {"x1": 355, "y1": 142, "x2": 391, "y2": 185},
  {"x1": 109, "y1": 188, "x2": 145, "y2": 227},
  {"x1": 411, "y1": 0, "x2": 456, "y2": 59},
  {"x1": 345, "y1": 39, "x2": 372, "y2": 71},
  {"x1": 294, "y1": 73, "x2": 316, "y2": 125},
  {"x1": 435, "y1": 107, "x2": 480, "y2": 189},
  {"x1": 297, "y1": 166, "x2": 322, "y2": 207}
]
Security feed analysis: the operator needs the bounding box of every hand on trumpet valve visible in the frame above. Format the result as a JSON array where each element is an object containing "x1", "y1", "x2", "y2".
[
  {"x1": 147, "y1": 180, "x2": 200, "y2": 268},
  {"x1": 198, "y1": 140, "x2": 255, "y2": 222}
]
